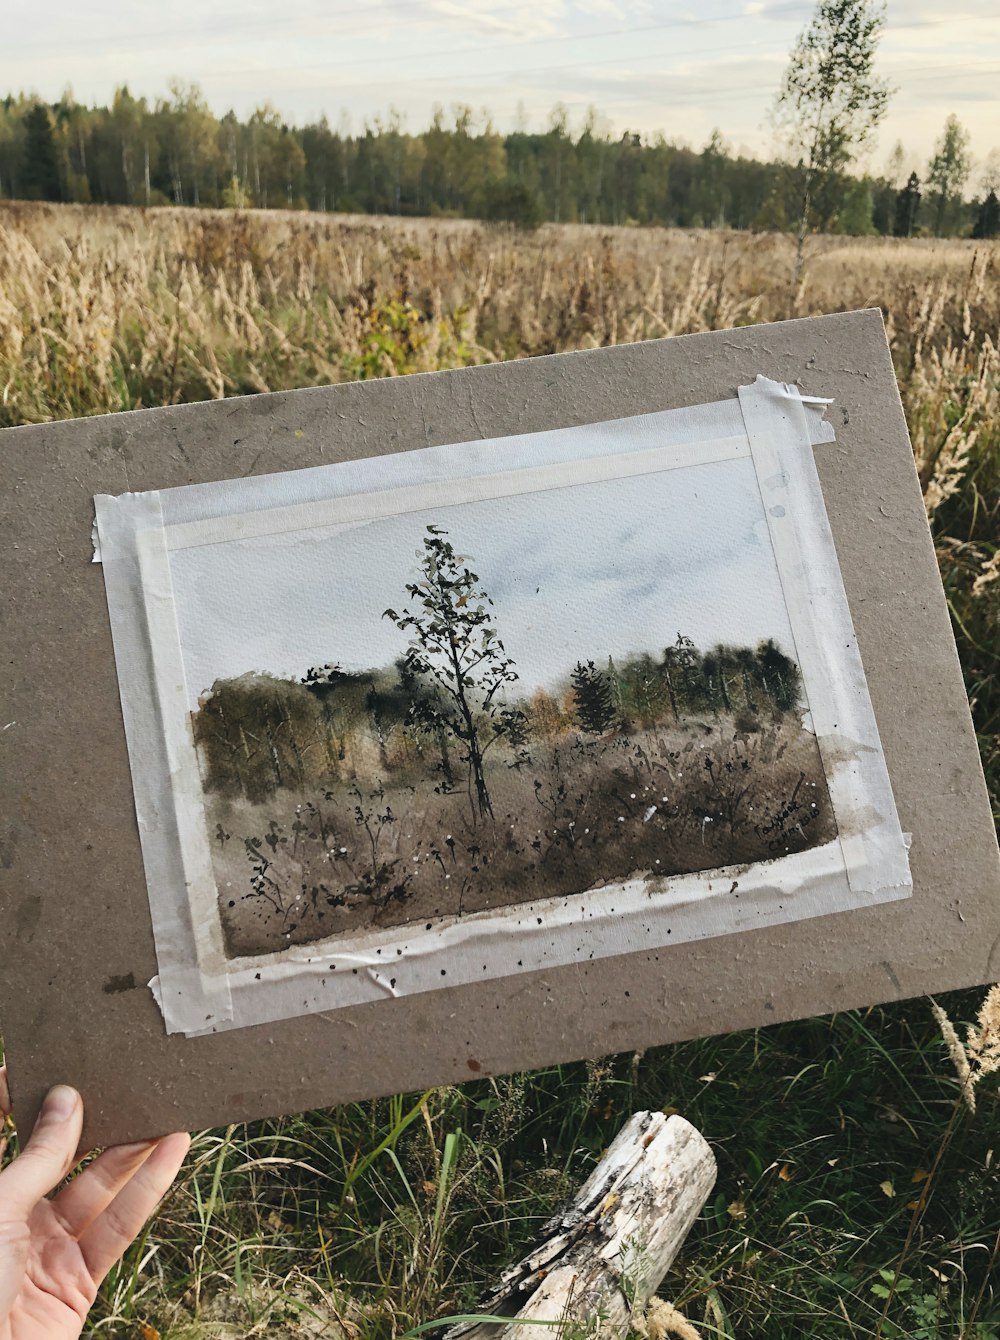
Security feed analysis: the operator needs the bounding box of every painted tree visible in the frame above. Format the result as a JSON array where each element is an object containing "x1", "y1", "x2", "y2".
[
  {"x1": 384, "y1": 526, "x2": 526, "y2": 821},
  {"x1": 302, "y1": 662, "x2": 364, "y2": 770},
  {"x1": 734, "y1": 646, "x2": 762, "y2": 712},
  {"x1": 571, "y1": 660, "x2": 617, "y2": 735},
  {"x1": 624, "y1": 652, "x2": 669, "y2": 729},
  {"x1": 528, "y1": 687, "x2": 566, "y2": 741},
  {"x1": 774, "y1": 0, "x2": 891, "y2": 285},
  {"x1": 700, "y1": 648, "x2": 733, "y2": 715},
  {"x1": 661, "y1": 633, "x2": 698, "y2": 721},
  {"x1": 394, "y1": 654, "x2": 456, "y2": 791},
  {"x1": 755, "y1": 639, "x2": 802, "y2": 713},
  {"x1": 194, "y1": 673, "x2": 324, "y2": 802},
  {"x1": 606, "y1": 655, "x2": 628, "y2": 727}
]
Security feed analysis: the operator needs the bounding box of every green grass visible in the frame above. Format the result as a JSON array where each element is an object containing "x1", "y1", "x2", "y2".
[{"x1": 68, "y1": 991, "x2": 997, "y2": 1338}]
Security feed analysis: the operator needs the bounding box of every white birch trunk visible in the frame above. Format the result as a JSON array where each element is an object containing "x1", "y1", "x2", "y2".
[{"x1": 445, "y1": 1112, "x2": 716, "y2": 1339}]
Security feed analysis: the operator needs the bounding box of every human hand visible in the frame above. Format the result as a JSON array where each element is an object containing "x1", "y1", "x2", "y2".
[{"x1": 0, "y1": 1066, "x2": 190, "y2": 1340}]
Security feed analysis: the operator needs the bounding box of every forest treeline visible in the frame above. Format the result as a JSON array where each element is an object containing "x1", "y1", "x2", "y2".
[
  {"x1": 3, "y1": 85, "x2": 998, "y2": 239},
  {"x1": 194, "y1": 634, "x2": 802, "y2": 804}
]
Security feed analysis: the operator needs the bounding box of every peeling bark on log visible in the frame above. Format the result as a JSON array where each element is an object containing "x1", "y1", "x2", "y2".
[{"x1": 444, "y1": 1112, "x2": 716, "y2": 1339}]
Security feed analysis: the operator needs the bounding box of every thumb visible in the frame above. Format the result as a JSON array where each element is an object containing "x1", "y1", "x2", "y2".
[{"x1": 0, "y1": 1086, "x2": 84, "y2": 1223}]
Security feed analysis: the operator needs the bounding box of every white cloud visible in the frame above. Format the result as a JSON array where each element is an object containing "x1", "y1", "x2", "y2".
[
  {"x1": 427, "y1": 0, "x2": 564, "y2": 39},
  {"x1": 9, "y1": 0, "x2": 999, "y2": 159}
]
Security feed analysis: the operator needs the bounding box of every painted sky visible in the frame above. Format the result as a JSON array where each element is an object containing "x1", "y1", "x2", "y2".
[
  {"x1": 13, "y1": 1, "x2": 999, "y2": 166},
  {"x1": 168, "y1": 454, "x2": 798, "y2": 712}
]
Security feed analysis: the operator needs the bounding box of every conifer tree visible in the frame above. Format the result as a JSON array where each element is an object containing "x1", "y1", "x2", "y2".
[
  {"x1": 972, "y1": 190, "x2": 1000, "y2": 240},
  {"x1": 22, "y1": 103, "x2": 62, "y2": 201},
  {"x1": 893, "y1": 171, "x2": 921, "y2": 237},
  {"x1": 571, "y1": 660, "x2": 617, "y2": 735}
]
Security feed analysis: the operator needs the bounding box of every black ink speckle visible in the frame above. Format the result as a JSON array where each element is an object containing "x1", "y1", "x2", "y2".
[{"x1": 102, "y1": 972, "x2": 137, "y2": 995}]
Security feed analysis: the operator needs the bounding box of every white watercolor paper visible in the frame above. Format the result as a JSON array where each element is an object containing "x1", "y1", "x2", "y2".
[{"x1": 94, "y1": 378, "x2": 910, "y2": 1037}]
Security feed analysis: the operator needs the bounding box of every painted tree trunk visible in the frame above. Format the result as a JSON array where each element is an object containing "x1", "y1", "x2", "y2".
[{"x1": 444, "y1": 1112, "x2": 716, "y2": 1339}]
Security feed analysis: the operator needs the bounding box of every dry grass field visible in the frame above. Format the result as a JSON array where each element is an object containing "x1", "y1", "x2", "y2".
[
  {"x1": 0, "y1": 202, "x2": 996, "y2": 421},
  {"x1": 1, "y1": 202, "x2": 999, "y2": 1338}
]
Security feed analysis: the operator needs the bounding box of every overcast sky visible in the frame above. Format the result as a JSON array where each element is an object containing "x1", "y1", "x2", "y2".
[
  {"x1": 13, "y1": 1, "x2": 1000, "y2": 168},
  {"x1": 168, "y1": 455, "x2": 797, "y2": 711}
]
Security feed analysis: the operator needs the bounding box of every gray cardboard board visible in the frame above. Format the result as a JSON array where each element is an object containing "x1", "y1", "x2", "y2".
[{"x1": 1, "y1": 309, "x2": 997, "y2": 1147}]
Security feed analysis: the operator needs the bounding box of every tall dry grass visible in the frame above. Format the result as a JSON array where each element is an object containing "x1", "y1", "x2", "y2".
[{"x1": 0, "y1": 201, "x2": 995, "y2": 412}]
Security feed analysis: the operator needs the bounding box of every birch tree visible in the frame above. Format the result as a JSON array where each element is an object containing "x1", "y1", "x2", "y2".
[
  {"x1": 775, "y1": 0, "x2": 892, "y2": 285},
  {"x1": 926, "y1": 113, "x2": 971, "y2": 237}
]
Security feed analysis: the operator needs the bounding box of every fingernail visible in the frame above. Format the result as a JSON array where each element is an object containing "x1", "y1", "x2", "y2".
[{"x1": 41, "y1": 1085, "x2": 79, "y2": 1123}]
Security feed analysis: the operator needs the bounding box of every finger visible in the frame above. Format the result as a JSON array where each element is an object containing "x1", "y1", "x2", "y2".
[
  {"x1": 50, "y1": 1139, "x2": 159, "y2": 1239},
  {"x1": 0, "y1": 1086, "x2": 83, "y2": 1222},
  {"x1": 79, "y1": 1132, "x2": 190, "y2": 1285}
]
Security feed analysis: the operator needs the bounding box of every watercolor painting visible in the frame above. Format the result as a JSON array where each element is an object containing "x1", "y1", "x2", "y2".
[{"x1": 172, "y1": 455, "x2": 839, "y2": 959}]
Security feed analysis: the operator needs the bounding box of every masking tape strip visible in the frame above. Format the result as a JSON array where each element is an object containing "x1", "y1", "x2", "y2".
[
  {"x1": 738, "y1": 375, "x2": 911, "y2": 899},
  {"x1": 94, "y1": 492, "x2": 234, "y2": 1033}
]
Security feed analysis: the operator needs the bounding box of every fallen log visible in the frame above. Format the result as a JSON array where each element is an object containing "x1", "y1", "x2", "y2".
[{"x1": 444, "y1": 1111, "x2": 717, "y2": 1339}]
